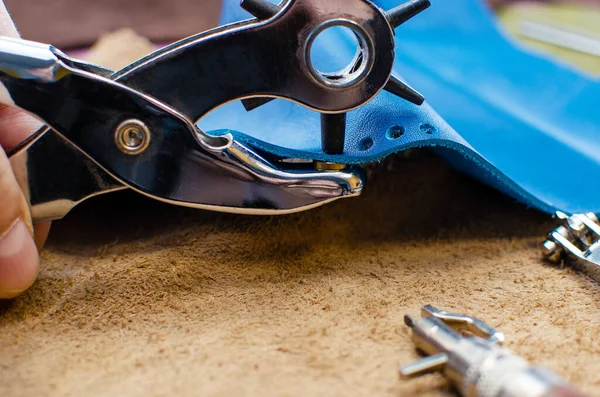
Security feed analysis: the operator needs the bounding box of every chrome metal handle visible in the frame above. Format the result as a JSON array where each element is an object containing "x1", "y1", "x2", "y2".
[
  {"x1": 0, "y1": 37, "x2": 60, "y2": 81},
  {"x1": 3, "y1": 36, "x2": 366, "y2": 222}
]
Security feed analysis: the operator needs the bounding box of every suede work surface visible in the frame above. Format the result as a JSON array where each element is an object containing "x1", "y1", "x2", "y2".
[{"x1": 1, "y1": 152, "x2": 600, "y2": 397}]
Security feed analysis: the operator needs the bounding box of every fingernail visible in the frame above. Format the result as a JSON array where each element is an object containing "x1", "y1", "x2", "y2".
[{"x1": 0, "y1": 219, "x2": 39, "y2": 299}]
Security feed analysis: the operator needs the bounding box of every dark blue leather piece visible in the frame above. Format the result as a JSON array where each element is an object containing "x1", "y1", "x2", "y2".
[{"x1": 200, "y1": 0, "x2": 600, "y2": 214}]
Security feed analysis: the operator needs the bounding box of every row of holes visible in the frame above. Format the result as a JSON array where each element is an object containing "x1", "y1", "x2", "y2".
[
  {"x1": 356, "y1": 123, "x2": 438, "y2": 152},
  {"x1": 308, "y1": 25, "x2": 436, "y2": 150}
]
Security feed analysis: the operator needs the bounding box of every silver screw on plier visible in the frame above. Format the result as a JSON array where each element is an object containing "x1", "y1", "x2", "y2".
[{"x1": 114, "y1": 119, "x2": 151, "y2": 155}]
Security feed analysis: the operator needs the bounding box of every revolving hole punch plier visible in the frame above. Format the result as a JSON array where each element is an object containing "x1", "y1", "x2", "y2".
[{"x1": 2, "y1": 0, "x2": 430, "y2": 223}]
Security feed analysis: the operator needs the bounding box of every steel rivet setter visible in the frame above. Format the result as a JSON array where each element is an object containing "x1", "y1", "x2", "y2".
[{"x1": 400, "y1": 305, "x2": 587, "y2": 397}]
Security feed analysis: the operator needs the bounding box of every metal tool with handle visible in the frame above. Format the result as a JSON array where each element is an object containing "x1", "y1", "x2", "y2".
[
  {"x1": 400, "y1": 305, "x2": 587, "y2": 397},
  {"x1": 2, "y1": 0, "x2": 429, "y2": 223}
]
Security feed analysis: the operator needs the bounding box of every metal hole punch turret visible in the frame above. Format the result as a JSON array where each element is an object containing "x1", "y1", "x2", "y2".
[{"x1": 239, "y1": 0, "x2": 430, "y2": 155}]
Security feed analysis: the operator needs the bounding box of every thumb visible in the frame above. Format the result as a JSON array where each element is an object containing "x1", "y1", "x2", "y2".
[{"x1": 0, "y1": 148, "x2": 38, "y2": 299}]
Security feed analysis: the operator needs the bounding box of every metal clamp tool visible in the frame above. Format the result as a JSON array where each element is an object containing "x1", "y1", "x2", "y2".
[
  {"x1": 1, "y1": 0, "x2": 430, "y2": 223},
  {"x1": 400, "y1": 305, "x2": 586, "y2": 397},
  {"x1": 542, "y1": 212, "x2": 600, "y2": 282}
]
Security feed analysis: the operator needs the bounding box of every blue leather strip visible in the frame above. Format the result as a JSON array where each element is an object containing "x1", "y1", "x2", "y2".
[{"x1": 201, "y1": 0, "x2": 600, "y2": 214}]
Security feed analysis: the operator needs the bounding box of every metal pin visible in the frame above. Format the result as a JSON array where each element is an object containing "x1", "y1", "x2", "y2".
[
  {"x1": 399, "y1": 352, "x2": 449, "y2": 377},
  {"x1": 240, "y1": 0, "x2": 281, "y2": 20},
  {"x1": 385, "y1": 75, "x2": 425, "y2": 105},
  {"x1": 386, "y1": 0, "x2": 431, "y2": 29},
  {"x1": 239, "y1": 0, "x2": 281, "y2": 110},
  {"x1": 242, "y1": 97, "x2": 275, "y2": 111},
  {"x1": 321, "y1": 113, "x2": 347, "y2": 154}
]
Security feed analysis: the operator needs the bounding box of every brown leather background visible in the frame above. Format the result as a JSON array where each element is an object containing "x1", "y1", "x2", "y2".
[{"x1": 4, "y1": 0, "x2": 222, "y2": 48}]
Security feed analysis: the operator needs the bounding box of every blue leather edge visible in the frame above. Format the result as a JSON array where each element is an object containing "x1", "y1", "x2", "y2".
[{"x1": 200, "y1": 0, "x2": 600, "y2": 214}]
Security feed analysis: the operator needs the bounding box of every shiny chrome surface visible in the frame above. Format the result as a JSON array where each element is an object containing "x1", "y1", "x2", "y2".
[
  {"x1": 115, "y1": 0, "x2": 397, "y2": 116},
  {"x1": 400, "y1": 306, "x2": 578, "y2": 397},
  {"x1": 0, "y1": 37, "x2": 59, "y2": 80},
  {"x1": 421, "y1": 305, "x2": 505, "y2": 345},
  {"x1": 542, "y1": 211, "x2": 600, "y2": 282},
  {"x1": 112, "y1": 0, "x2": 428, "y2": 153},
  {"x1": 304, "y1": 19, "x2": 375, "y2": 89},
  {"x1": 1, "y1": 0, "x2": 431, "y2": 221},
  {"x1": 9, "y1": 131, "x2": 126, "y2": 222},
  {"x1": 2, "y1": 36, "x2": 365, "y2": 221}
]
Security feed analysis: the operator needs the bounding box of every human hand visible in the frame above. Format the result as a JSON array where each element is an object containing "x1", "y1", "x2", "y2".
[{"x1": 0, "y1": 0, "x2": 50, "y2": 299}]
